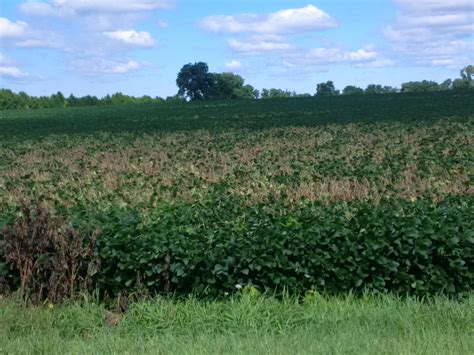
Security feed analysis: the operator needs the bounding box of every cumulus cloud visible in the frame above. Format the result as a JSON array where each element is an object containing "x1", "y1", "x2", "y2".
[
  {"x1": 201, "y1": 5, "x2": 336, "y2": 35},
  {"x1": 0, "y1": 18, "x2": 28, "y2": 38},
  {"x1": 384, "y1": 0, "x2": 474, "y2": 67},
  {"x1": 201, "y1": 5, "x2": 337, "y2": 56},
  {"x1": 103, "y1": 30, "x2": 155, "y2": 47},
  {"x1": 15, "y1": 1, "x2": 169, "y2": 76},
  {"x1": 20, "y1": 0, "x2": 172, "y2": 16},
  {"x1": 224, "y1": 60, "x2": 242, "y2": 71},
  {"x1": 0, "y1": 17, "x2": 63, "y2": 48}
]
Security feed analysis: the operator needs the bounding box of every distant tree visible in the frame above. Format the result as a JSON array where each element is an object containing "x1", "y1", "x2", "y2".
[
  {"x1": 316, "y1": 81, "x2": 338, "y2": 96},
  {"x1": 259, "y1": 88, "x2": 309, "y2": 99},
  {"x1": 51, "y1": 91, "x2": 66, "y2": 107},
  {"x1": 451, "y1": 78, "x2": 472, "y2": 90},
  {"x1": 17, "y1": 91, "x2": 31, "y2": 108},
  {"x1": 110, "y1": 92, "x2": 130, "y2": 105},
  {"x1": 176, "y1": 62, "x2": 211, "y2": 101},
  {"x1": 365, "y1": 84, "x2": 379, "y2": 94},
  {"x1": 79, "y1": 95, "x2": 99, "y2": 106},
  {"x1": 440, "y1": 79, "x2": 452, "y2": 90},
  {"x1": 208, "y1": 72, "x2": 243, "y2": 100},
  {"x1": 165, "y1": 94, "x2": 185, "y2": 103},
  {"x1": 382, "y1": 86, "x2": 398, "y2": 93},
  {"x1": 343, "y1": 85, "x2": 364, "y2": 95},
  {"x1": 460, "y1": 65, "x2": 474, "y2": 81},
  {"x1": 364, "y1": 84, "x2": 397, "y2": 94},
  {"x1": 401, "y1": 80, "x2": 440, "y2": 92},
  {"x1": 452, "y1": 65, "x2": 474, "y2": 90},
  {"x1": 270, "y1": 88, "x2": 293, "y2": 98},
  {"x1": 67, "y1": 94, "x2": 79, "y2": 106},
  {"x1": 206, "y1": 72, "x2": 258, "y2": 100},
  {"x1": 252, "y1": 88, "x2": 260, "y2": 99},
  {"x1": 0, "y1": 89, "x2": 19, "y2": 109},
  {"x1": 234, "y1": 84, "x2": 258, "y2": 99}
]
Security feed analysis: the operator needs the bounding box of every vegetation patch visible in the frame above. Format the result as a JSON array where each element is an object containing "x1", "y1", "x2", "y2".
[{"x1": 1, "y1": 91, "x2": 473, "y2": 299}]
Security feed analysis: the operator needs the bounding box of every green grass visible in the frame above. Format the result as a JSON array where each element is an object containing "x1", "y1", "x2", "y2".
[{"x1": 1, "y1": 294, "x2": 473, "y2": 354}]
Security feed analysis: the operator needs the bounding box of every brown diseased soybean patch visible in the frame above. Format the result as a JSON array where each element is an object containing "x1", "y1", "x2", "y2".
[{"x1": 1, "y1": 119, "x2": 472, "y2": 211}]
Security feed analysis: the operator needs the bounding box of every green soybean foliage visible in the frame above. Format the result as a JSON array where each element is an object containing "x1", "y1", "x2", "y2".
[{"x1": 1, "y1": 90, "x2": 473, "y2": 297}]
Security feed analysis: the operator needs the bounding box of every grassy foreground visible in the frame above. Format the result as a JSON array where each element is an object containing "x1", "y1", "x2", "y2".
[{"x1": 1, "y1": 294, "x2": 473, "y2": 354}]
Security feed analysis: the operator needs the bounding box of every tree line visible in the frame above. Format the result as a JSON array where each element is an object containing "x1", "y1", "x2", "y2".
[
  {"x1": 0, "y1": 90, "x2": 184, "y2": 110},
  {"x1": 1, "y1": 64, "x2": 472, "y2": 110},
  {"x1": 177, "y1": 62, "x2": 473, "y2": 100}
]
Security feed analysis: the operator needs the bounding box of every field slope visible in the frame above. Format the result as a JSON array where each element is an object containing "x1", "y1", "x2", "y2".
[{"x1": 1, "y1": 90, "x2": 473, "y2": 298}]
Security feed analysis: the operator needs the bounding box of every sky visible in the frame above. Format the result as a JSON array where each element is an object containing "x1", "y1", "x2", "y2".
[{"x1": 0, "y1": 0, "x2": 473, "y2": 98}]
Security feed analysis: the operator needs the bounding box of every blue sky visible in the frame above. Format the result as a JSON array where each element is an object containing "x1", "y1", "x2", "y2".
[{"x1": 1, "y1": 0, "x2": 473, "y2": 98}]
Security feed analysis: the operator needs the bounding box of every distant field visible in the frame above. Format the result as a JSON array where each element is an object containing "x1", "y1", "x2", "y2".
[
  {"x1": 1, "y1": 91, "x2": 473, "y2": 298},
  {"x1": 1, "y1": 91, "x2": 473, "y2": 209}
]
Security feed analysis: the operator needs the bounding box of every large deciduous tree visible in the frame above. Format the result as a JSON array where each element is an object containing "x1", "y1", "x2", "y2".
[
  {"x1": 316, "y1": 81, "x2": 339, "y2": 96},
  {"x1": 401, "y1": 80, "x2": 440, "y2": 92},
  {"x1": 342, "y1": 85, "x2": 364, "y2": 95},
  {"x1": 207, "y1": 72, "x2": 246, "y2": 100},
  {"x1": 460, "y1": 65, "x2": 474, "y2": 81},
  {"x1": 176, "y1": 64, "x2": 257, "y2": 101},
  {"x1": 176, "y1": 62, "x2": 211, "y2": 101}
]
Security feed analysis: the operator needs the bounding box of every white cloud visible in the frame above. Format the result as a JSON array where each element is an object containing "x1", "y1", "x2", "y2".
[
  {"x1": 201, "y1": 5, "x2": 336, "y2": 35},
  {"x1": 0, "y1": 53, "x2": 31, "y2": 79},
  {"x1": 0, "y1": 18, "x2": 28, "y2": 38},
  {"x1": 20, "y1": 0, "x2": 172, "y2": 16},
  {"x1": 0, "y1": 17, "x2": 63, "y2": 49},
  {"x1": 18, "y1": 1, "x2": 56, "y2": 16},
  {"x1": 397, "y1": 13, "x2": 473, "y2": 29},
  {"x1": 103, "y1": 30, "x2": 155, "y2": 47},
  {"x1": 0, "y1": 66, "x2": 30, "y2": 78},
  {"x1": 392, "y1": 0, "x2": 473, "y2": 13},
  {"x1": 304, "y1": 47, "x2": 378, "y2": 65},
  {"x1": 72, "y1": 57, "x2": 141, "y2": 75},
  {"x1": 15, "y1": 38, "x2": 57, "y2": 48},
  {"x1": 224, "y1": 60, "x2": 242, "y2": 71},
  {"x1": 202, "y1": 5, "x2": 338, "y2": 58},
  {"x1": 384, "y1": 0, "x2": 474, "y2": 67},
  {"x1": 15, "y1": 1, "x2": 167, "y2": 77},
  {"x1": 281, "y1": 46, "x2": 393, "y2": 69},
  {"x1": 109, "y1": 60, "x2": 140, "y2": 73},
  {"x1": 228, "y1": 38, "x2": 292, "y2": 54}
]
